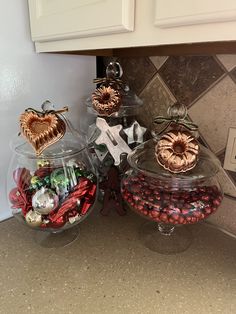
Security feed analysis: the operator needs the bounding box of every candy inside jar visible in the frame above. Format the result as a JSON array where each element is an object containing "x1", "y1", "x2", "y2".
[
  {"x1": 122, "y1": 173, "x2": 222, "y2": 225},
  {"x1": 7, "y1": 103, "x2": 98, "y2": 247},
  {"x1": 121, "y1": 139, "x2": 223, "y2": 254},
  {"x1": 9, "y1": 157, "x2": 96, "y2": 231}
]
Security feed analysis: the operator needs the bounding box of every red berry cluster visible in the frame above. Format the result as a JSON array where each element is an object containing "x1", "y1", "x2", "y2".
[{"x1": 121, "y1": 174, "x2": 223, "y2": 225}]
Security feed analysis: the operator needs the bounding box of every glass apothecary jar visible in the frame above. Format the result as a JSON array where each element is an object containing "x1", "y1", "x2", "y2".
[
  {"x1": 121, "y1": 139, "x2": 223, "y2": 254},
  {"x1": 84, "y1": 61, "x2": 146, "y2": 216},
  {"x1": 85, "y1": 61, "x2": 143, "y2": 119},
  {"x1": 7, "y1": 105, "x2": 97, "y2": 247}
]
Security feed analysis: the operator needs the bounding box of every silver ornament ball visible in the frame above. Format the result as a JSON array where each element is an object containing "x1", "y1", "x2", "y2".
[{"x1": 32, "y1": 187, "x2": 59, "y2": 215}]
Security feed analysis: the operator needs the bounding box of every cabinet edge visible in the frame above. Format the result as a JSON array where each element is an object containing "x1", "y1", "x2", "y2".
[{"x1": 45, "y1": 41, "x2": 236, "y2": 56}]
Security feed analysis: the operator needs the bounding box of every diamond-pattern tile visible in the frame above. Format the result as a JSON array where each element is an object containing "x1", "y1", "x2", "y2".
[
  {"x1": 158, "y1": 56, "x2": 225, "y2": 107},
  {"x1": 138, "y1": 74, "x2": 176, "y2": 128},
  {"x1": 149, "y1": 56, "x2": 168, "y2": 70},
  {"x1": 216, "y1": 55, "x2": 236, "y2": 71},
  {"x1": 117, "y1": 57, "x2": 157, "y2": 95},
  {"x1": 189, "y1": 76, "x2": 236, "y2": 154},
  {"x1": 229, "y1": 67, "x2": 236, "y2": 84}
]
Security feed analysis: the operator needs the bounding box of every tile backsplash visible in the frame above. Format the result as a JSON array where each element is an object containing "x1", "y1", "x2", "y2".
[{"x1": 103, "y1": 55, "x2": 236, "y2": 234}]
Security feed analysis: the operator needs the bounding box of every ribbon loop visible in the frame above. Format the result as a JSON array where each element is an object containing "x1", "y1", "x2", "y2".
[
  {"x1": 25, "y1": 106, "x2": 68, "y2": 117},
  {"x1": 93, "y1": 77, "x2": 126, "y2": 90},
  {"x1": 154, "y1": 115, "x2": 198, "y2": 132}
]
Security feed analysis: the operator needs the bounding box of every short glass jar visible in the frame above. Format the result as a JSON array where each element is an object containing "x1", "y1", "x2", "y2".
[
  {"x1": 121, "y1": 139, "x2": 223, "y2": 253},
  {"x1": 7, "y1": 132, "x2": 97, "y2": 247}
]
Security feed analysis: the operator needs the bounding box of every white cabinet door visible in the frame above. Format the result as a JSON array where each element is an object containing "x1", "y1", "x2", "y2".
[
  {"x1": 28, "y1": 0, "x2": 135, "y2": 42},
  {"x1": 154, "y1": 0, "x2": 236, "y2": 28}
]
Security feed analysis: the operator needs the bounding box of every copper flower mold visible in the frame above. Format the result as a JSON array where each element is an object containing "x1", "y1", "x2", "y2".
[{"x1": 155, "y1": 130, "x2": 200, "y2": 174}]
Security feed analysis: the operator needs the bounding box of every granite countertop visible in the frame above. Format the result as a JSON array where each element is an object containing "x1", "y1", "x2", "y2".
[{"x1": 0, "y1": 209, "x2": 236, "y2": 314}]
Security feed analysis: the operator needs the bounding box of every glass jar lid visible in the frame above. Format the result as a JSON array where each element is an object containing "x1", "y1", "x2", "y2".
[
  {"x1": 11, "y1": 101, "x2": 86, "y2": 160},
  {"x1": 11, "y1": 132, "x2": 86, "y2": 160},
  {"x1": 128, "y1": 139, "x2": 221, "y2": 184},
  {"x1": 86, "y1": 61, "x2": 143, "y2": 117}
]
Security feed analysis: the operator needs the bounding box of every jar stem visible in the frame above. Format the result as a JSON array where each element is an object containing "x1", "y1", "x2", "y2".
[{"x1": 158, "y1": 223, "x2": 175, "y2": 236}]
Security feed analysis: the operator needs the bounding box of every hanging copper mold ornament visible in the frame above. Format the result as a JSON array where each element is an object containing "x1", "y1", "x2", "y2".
[
  {"x1": 19, "y1": 102, "x2": 68, "y2": 156},
  {"x1": 92, "y1": 85, "x2": 121, "y2": 116},
  {"x1": 92, "y1": 61, "x2": 125, "y2": 116},
  {"x1": 154, "y1": 103, "x2": 200, "y2": 174}
]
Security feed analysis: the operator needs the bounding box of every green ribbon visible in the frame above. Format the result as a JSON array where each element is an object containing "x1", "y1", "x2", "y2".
[
  {"x1": 154, "y1": 116, "x2": 198, "y2": 133},
  {"x1": 93, "y1": 77, "x2": 125, "y2": 90},
  {"x1": 25, "y1": 106, "x2": 68, "y2": 116}
]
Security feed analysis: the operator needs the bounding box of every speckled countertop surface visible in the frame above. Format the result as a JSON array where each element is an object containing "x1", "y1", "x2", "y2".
[{"x1": 0, "y1": 209, "x2": 236, "y2": 314}]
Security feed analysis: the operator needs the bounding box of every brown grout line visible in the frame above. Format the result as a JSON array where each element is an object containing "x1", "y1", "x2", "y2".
[
  {"x1": 187, "y1": 71, "x2": 228, "y2": 109},
  {"x1": 138, "y1": 72, "x2": 177, "y2": 113},
  {"x1": 216, "y1": 147, "x2": 226, "y2": 158},
  {"x1": 229, "y1": 67, "x2": 236, "y2": 84},
  {"x1": 148, "y1": 56, "x2": 169, "y2": 71},
  {"x1": 117, "y1": 56, "x2": 159, "y2": 96},
  {"x1": 154, "y1": 72, "x2": 177, "y2": 103},
  {"x1": 148, "y1": 56, "x2": 157, "y2": 70},
  {"x1": 223, "y1": 169, "x2": 236, "y2": 190},
  {"x1": 191, "y1": 127, "x2": 212, "y2": 149},
  {"x1": 214, "y1": 55, "x2": 230, "y2": 74},
  {"x1": 154, "y1": 55, "x2": 228, "y2": 109},
  {"x1": 183, "y1": 118, "x2": 215, "y2": 152},
  {"x1": 137, "y1": 69, "x2": 158, "y2": 96},
  {"x1": 212, "y1": 146, "x2": 227, "y2": 157}
]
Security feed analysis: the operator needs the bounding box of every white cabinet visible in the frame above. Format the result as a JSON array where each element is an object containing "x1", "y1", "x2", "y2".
[
  {"x1": 154, "y1": 0, "x2": 236, "y2": 28},
  {"x1": 28, "y1": 0, "x2": 135, "y2": 41},
  {"x1": 28, "y1": 0, "x2": 236, "y2": 53}
]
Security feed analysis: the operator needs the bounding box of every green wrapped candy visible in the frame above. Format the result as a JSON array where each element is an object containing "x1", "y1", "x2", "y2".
[
  {"x1": 30, "y1": 176, "x2": 43, "y2": 190},
  {"x1": 43, "y1": 175, "x2": 51, "y2": 186},
  {"x1": 50, "y1": 168, "x2": 70, "y2": 189},
  {"x1": 74, "y1": 168, "x2": 96, "y2": 183},
  {"x1": 74, "y1": 168, "x2": 83, "y2": 178}
]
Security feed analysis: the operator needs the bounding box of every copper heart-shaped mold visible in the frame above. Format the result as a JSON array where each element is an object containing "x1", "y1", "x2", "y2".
[{"x1": 20, "y1": 111, "x2": 66, "y2": 155}]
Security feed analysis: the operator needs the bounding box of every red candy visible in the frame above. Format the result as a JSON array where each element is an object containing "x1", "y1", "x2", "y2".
[
  {"x1": 50, "y1": 178, "x2": 96, "y2": 222},
  {"x1": 34, "y1": 166, "x2": 54, "y2": 178},
  {"x1": 151, "y1": 210, "x2": 160, "y2": 218},
  {"x1": 122, "y1": 174, "x2": 223, "y2": 225},
  {"x1": 9, "y1": 188, "x2": 24, "y2": 206},
  {"x1": 9, "y1": 187, "x2": 32, "y2": 216},
  {"x1": 9, "y1": 167, "x2": 96, "y2": 230},
  {"x1": 51, "y1": 216, "x2": 65, "y2": 228}
]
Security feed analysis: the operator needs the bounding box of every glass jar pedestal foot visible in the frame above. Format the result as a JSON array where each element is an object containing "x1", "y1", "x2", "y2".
[
  {"x1": 140, "y1": 222, "x2": 193, "y2": 254},
  {"x1": 33, "y1": 226, "x2": 80, "y2": 248}
]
